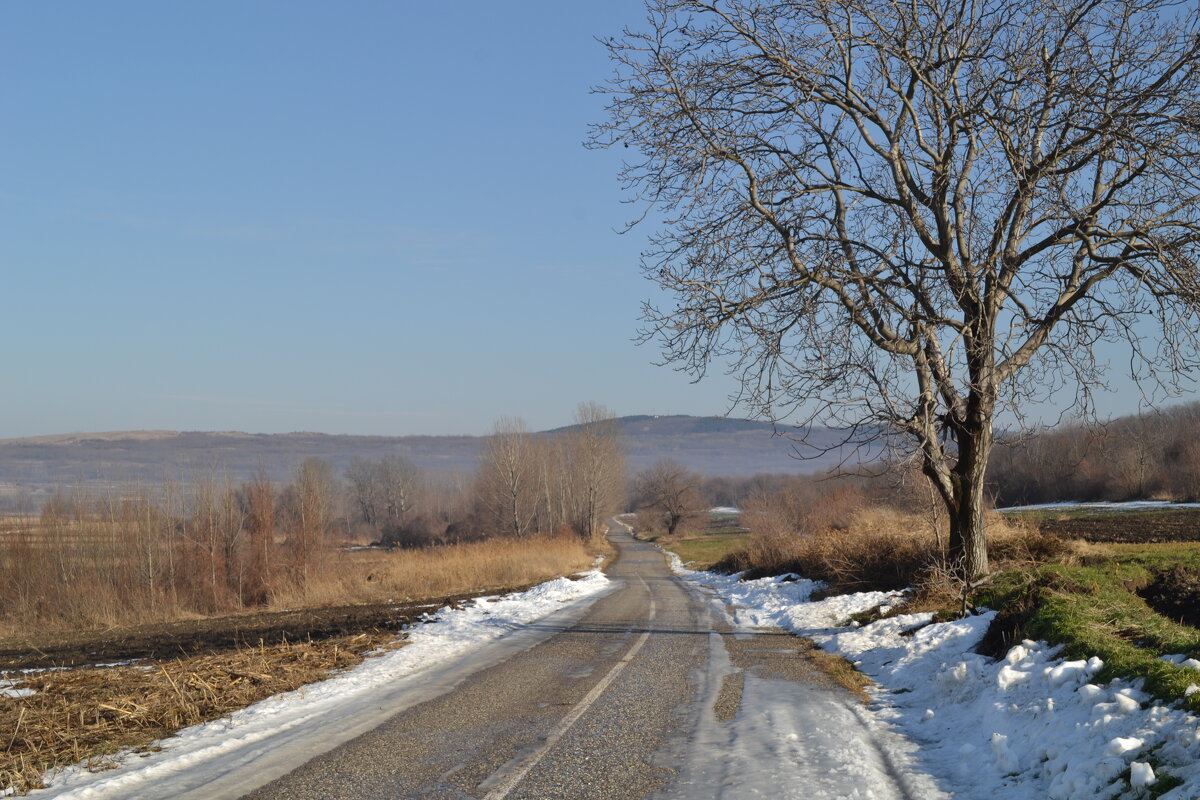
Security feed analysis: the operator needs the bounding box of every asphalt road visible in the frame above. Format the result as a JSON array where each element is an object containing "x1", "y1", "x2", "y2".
[{"x1": 241, "y1": 530, "x2": 864, "y2": 800}]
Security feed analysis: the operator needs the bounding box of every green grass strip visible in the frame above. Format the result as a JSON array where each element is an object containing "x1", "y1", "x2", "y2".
[{"x1": 978, "y1": 545, "x2": 1200, "y2": 711}]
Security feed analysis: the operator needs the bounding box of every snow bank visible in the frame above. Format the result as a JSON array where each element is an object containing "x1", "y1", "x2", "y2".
[
  {"x1": 674, "y1": 558, "x2": 1200, "y2": 799},
  {"x1": 997, "y1": 500, "x2": 1200, "y2": 513},
  {"x1": 29, "y1": 569, "x2": 611, "y2": 799}
]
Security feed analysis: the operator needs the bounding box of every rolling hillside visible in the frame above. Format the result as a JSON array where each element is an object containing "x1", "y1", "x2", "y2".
[{"x1": 0, "y1": 416, "x2": 871, "y2": 504}]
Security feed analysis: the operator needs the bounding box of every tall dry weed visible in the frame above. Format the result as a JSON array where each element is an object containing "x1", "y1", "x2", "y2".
[
  {"x1": 722, "y1": 497, "x2": 1075, "y2": 594},
  {"x1": 0, "y1": 479, "x2": 598, "y2": 641},
  {"x1": 268, "y1": 533, "x2": 596, "y2": 608}
]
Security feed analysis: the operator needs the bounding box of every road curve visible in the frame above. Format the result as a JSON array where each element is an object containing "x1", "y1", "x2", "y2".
[{"x1": 241, "y1": 530, "x2": 917, "y2": 800}]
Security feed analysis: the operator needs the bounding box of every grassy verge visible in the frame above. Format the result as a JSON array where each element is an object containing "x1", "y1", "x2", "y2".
[
  {"x1": 636, "y1": 525, "x2": 750, "y2": 570},
  {"x1": 976, "y1": 542, "x2": 1200, "y2": 712},
  {"x1": 703, "y1": 502, "x2": 1200, "y2": 713},
  {"x1": 664, "y1": 531, "x2": 751, "y2": 569},
  {"x1": 797, "y1": 638, "x2": 874, "y2": 702}
]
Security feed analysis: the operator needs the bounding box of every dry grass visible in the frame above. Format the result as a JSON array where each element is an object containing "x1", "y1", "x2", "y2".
[
  {"x1": 797, "y1": 638, "x2": 873, "y2": 702},
  {"x1": 0, "y1": 533, "x2": 603, "y2": 794},
  {"x1": 0, "y1": 532, "x2": 600, "y2": 640},
  {"x1": 270, "y1": 534, "x2": 600, "y2": 608},
  {"x1": 0, "y1": 633, "x2": 398, "y2": 794},
  {"x1": 718, "y1": 505, "x2": 1079, "y2": 596}
]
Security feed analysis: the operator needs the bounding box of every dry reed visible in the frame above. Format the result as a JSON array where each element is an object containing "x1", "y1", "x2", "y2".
[
  {"x1": 0, "y1": 514, "x2": 596, "y2": 640},
  {"x1": 0, "y1": 532, "x2": 600, "y2": 794}
]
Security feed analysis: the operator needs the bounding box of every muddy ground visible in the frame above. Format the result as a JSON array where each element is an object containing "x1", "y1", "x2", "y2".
[
  {"x1": 1033, "y1": 508, "x2": 1200, "y2": 544},
  {"x1": 0, "y1": 584, "x2": 537, "y2": 672}
]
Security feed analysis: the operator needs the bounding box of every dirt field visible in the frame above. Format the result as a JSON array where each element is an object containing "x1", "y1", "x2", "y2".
[
  {"x1": 1022, "y1": 507, "x2": 1200, "y2": 544},
  {"x1": 1140, "y1": 565, "x2": 1200, "y2": 627},
  {"x1": 0, "y1": 584, "x2": 538, "y2": 672}
]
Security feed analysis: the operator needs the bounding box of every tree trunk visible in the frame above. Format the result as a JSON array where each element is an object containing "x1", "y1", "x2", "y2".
[{"x1": 948, "y1": 418, "x2": 992, "y2": 582}]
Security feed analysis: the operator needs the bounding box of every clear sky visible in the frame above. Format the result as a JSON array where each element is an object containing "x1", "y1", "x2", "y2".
[
  {"x1": 1, "y1": 2, "x2": 1182, "y2": 440},
  {"x1": 1, "y1": 0, "x2": 745, "y2": 438}
]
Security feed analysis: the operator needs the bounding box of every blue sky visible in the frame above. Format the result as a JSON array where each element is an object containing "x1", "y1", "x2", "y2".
[
  {"x1": 1, "y1": 1, "x2": 745, "y2": 437},
  {"x1": 1, "y1": 2, "x2": 1182, "y2": 440}
]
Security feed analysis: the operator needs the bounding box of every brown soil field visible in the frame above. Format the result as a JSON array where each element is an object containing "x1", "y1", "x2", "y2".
[
  {"x1": 1140, "y1": 565, "x2": 1200, "y2": 627},
  {"x1": 0, "y1": 633, "x2": 398, "y2": 793},
  {"x1": 0, "y1": 583, "x2": 538, "y2": 672},
  {"x1": 1032, "y1": 508, "x2": 1200, "y2": 544}
]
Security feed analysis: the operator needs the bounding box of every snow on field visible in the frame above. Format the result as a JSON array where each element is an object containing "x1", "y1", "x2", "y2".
[
  {"x1": 673, "y1": 556, "x2": 1200, "y2": 800},
  {"x1": 27, "y1": 569, "x2": 612, "y2": 800},
  {"x1": 0, "y1": 680, "x2": 36, "y2": 699},
  {"x1": 997, "y1": 500, "x2": 1200, "y2": 513}
]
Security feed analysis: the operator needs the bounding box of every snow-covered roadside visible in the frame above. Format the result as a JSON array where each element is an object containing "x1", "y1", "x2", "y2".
[
  {"x1": 672, "y1": 555, "x2": 1200, "y2": 800},
  {"x1": 27, "y1": 569, "x2": 612, "y2": 800},
  {"x1": 667, "y1": 591, "x2": 949, "y2": 800}
]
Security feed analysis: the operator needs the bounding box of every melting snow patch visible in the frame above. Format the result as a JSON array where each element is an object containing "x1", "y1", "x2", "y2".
[
  {"x1": 673, "y1": 557, "x2": 1200, "y2": 799},
  {"x1": 1161, "y1": 654, "x2": 1200, "y2": 671},
  {"x1": 0, "y1": 680, "x2": 35, "y2": 699},
  {"x1": 1131, "y1": 761, "x2": 1156, "y2": 789}
]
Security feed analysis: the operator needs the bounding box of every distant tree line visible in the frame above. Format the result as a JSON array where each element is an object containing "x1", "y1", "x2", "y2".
[
  {"x1": 986, "y1": 402, "x2": 1200, "y2": 507},
  {"x1": 624, "y1": 401, "x2": 1200, "y2": 527},
  {"x1": 626, "y1": 457, "x2": 933, "y2": 539},
  {"x1": 387, "y1": 402, "x2": 626, "y2": 547},
  {"x1": 0, "y1": 403, "x2": 627, "y2": 625}
]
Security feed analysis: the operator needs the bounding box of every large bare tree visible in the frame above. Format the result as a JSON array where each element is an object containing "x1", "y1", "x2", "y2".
[
  {"x1": 635, "y1": 458, "x2": 705, "y2": 537},
  {"x1": 593, "y1": 0, "x2": 1200, "y2": 580}
]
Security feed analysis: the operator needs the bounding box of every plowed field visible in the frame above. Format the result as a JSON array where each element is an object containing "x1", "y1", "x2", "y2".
[{"x1": 1030, "y1": 508, "x2": 1200, "y2": 544}]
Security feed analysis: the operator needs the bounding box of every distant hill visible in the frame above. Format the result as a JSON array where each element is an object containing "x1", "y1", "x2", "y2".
[{"x1": 0, "y1": 416, "x2": 870, "y2": 504}]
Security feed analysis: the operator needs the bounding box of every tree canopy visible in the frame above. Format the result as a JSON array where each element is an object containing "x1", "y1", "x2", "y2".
[{"x1": 594, "y1": 0, "x2": 1200, "y2": 579}]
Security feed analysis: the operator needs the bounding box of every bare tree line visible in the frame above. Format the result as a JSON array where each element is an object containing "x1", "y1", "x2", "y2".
[
  {"x1": 473, "y1": 403, "x2": 626, "y2": 541},
  {"x1": 988, "y1": 402, "x2": 1200, "y2": 506},
  {"x1": 0, "y1": 403, "x2": 628, "y2": 627}
]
